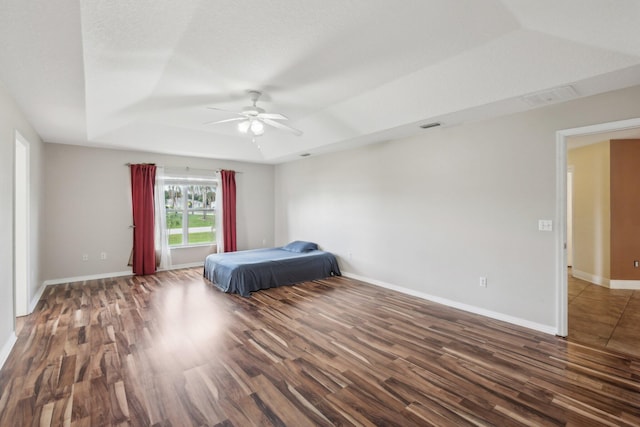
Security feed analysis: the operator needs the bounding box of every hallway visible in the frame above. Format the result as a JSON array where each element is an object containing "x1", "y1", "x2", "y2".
[{"x1": 568, "y1": 271, "x2": 640, "y2": 358}]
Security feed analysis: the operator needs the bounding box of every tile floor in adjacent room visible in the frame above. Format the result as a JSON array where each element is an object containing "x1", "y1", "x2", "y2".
[{"x1": 568, "y1": 269, "x2": 640, "y2": 358}]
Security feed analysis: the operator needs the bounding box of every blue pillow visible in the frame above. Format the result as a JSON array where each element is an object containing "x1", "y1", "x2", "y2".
[{"x1": 282, "y1": 241, "x2": 318, "y2": 253}]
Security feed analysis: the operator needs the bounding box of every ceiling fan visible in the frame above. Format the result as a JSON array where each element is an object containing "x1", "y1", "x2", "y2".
[{"x1": 205, "y1": 90, "x2": 303, "y2": 137}]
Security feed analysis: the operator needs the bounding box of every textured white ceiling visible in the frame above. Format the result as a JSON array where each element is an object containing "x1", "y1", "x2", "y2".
[{"x1": 1, "y1": 0, "x2": 639, "y2": 163}]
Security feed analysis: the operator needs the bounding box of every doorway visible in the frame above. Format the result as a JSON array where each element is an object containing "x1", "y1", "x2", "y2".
[
  {"x1": 14, "y1": 132, "x2": 29, "y2": 319},
  {"x1": 555, "y1": 117, "x2": 640, "y2": 337},
  {"x1": 566, "y1": 168, "x2": 573, "y2": 268}
]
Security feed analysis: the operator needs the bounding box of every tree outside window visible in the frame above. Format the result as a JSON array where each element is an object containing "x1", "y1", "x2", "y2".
[{"x1": 164, "y1": 182, "x2": 216, "y2": 246}]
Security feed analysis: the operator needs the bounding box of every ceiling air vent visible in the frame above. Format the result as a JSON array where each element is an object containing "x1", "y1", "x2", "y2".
[
  {"x1": 420, "y1": 122, "x2": 441, "y2": 129},
  {"x1": 521, "y1": 85, "x2": 578, "y2": 106}
]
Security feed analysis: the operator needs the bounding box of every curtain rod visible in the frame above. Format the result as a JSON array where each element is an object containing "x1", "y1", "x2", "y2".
[{"x1": 124, "y1": 163, "x2": 242, "y2": 173}]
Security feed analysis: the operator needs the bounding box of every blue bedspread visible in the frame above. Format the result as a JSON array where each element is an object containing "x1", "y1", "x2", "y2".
[{"x1": 203, "y1": 247, "x2": 341, "y2": 296}]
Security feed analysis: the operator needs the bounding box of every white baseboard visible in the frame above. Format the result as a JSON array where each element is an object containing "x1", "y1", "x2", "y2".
[
  {"x1": 43, "y1": 270, "x2": 133, "y2": 286},
  {"x1": 0, "y1": 333, "x2": 17, "y2": 370},
  {"x1": 572, "y1": 269, "x2": 610, "y2": 287},
  {"x1": 42, "y1": 263, "x2": 204, "y2": 287},
  {"x1": 29, "y1": 283, "x2": 47, "y2": 313},
  {"x1": 159, "y1": 262, "x2": 204, "y2": 271},
  {"x1": 342, "y1": 272, "x2": 557, "y2": 336},
  {"x1": 609, "y1": 280, "x2": 640, "y2": 290},
  {"x1": 572, "y1": 269, "x2": 640, "y2": 290}
]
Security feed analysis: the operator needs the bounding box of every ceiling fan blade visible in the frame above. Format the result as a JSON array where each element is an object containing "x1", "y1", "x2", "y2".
[
  {"x1": 113, "y1": 92, "x2": 248, "y2": 117},
  {"x1": 206, "y1": 107, "x2": 247, "y2": 115},
  {"x1": 262, "y1": 118, "x2": 303, "y2": 136},
  {"x1": 258, "y1": 112, "x2": 288, "y2": 120},
  {"x1": 204, "y1": 117, "x2": 246, "y2": 125}
]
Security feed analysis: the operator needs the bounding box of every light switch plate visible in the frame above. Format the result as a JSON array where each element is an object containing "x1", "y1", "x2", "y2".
[{"x1": 538, "y1": 219, "x2": 553, "y2": 231}]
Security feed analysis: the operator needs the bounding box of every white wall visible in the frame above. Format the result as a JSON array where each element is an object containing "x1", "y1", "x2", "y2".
[
  {"x1": 568, "y1": 142, "x2": 611, "y2": 284},
  {"x1": 43, "y1": 143, "x2": 274, "y2": 281},
  {"x1": 0, "y1": 82, "x2": 44, "y2": 364},
  {"x1": 275, "y1": 85, "x2": 640, "y2": 331}
]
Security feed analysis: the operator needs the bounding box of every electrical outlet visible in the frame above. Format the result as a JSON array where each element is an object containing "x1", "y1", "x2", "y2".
[
  {"x1": 479, "y1": 277, "x2": 487, "y2": 288},
  {"x1": 634, "y1": 260, "x2": 639, "y2": 268},
  {"x1": 100, "y1": 252, "x2": 107, "y2": 260},
  {"x1": 82, "y1": 254, "x2": 88, "y2": 261}
]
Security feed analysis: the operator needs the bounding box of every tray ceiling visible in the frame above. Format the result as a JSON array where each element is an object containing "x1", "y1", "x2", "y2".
[{"x1": 1, "y1": 0, "x2": 639, "y2": 163}]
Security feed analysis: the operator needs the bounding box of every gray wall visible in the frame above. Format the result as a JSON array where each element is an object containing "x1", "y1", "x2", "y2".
[
  {"x1": 274, "y1": 85, "x2": 640, "y2": 331},
  {"x1": 42, "y1": 144, "x2": 275, "y2": 280},
  {"x1": 0, "y1": 82, "x2": 44, "y2": 360}
]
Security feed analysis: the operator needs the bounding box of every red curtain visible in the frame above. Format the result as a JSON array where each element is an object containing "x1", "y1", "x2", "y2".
[
  {"x1": 130, "y1": 164, "x2": 157, "y2": 275},
  {"x1": 221, "y1": 169, "x2": 237, "y2": 252}
]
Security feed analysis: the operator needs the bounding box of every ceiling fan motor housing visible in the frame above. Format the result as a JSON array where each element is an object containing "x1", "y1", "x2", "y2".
[{"x1": 242, "y1": 106, "x2": 264, "y2": 116}]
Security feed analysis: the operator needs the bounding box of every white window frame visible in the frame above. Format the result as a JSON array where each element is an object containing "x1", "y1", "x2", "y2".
[{"x1": 164, "y1": 176, "x2": 218, "y2": 248}]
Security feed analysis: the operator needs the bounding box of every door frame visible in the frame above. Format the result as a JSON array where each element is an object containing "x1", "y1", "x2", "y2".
[
  {"x1": 566, "y1": 167, "x2": 574, "y2": 268},
  {"x1": 14, "y1": 131, "x2": 30, "y2": 319},
  {"x1": 555, "y1": 117, "x2": 640, "y2": 336}
]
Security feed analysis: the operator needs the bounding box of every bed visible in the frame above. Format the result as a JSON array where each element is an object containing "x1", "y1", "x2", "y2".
[{"x1": 203, "y1": 241, "x2": 341, "y2": 296}]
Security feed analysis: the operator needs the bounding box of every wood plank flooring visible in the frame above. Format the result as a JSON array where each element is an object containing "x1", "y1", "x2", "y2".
[{"x1": 1, "y1": 268, "x2": 639, "y2": 426}]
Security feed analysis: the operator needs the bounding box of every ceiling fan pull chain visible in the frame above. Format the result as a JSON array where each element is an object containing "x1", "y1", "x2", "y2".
[{"x1": 251, "y1": 136, "x2": 263, "y2": 152}]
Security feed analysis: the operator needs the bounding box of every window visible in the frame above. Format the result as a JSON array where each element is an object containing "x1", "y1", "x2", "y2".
[{"x1": 164, "y1": 176, "x2": 217, "y2": 247}]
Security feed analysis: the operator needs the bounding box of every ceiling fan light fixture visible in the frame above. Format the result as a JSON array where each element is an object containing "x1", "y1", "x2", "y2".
[
  {"x1": 250, "y1": 120, "x2": 264, "y2": 135},
  {"x1": 208, "y1": 90, "x2": 303, "y2": 138},
  {"x1": 238, "y1": 120, "x2": 251, "y2": 134}
]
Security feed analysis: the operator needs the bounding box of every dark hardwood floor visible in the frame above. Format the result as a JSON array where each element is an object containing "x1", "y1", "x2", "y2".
[{"x1": 1, "y1": 268, "x2": 639, "y2": 426}]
